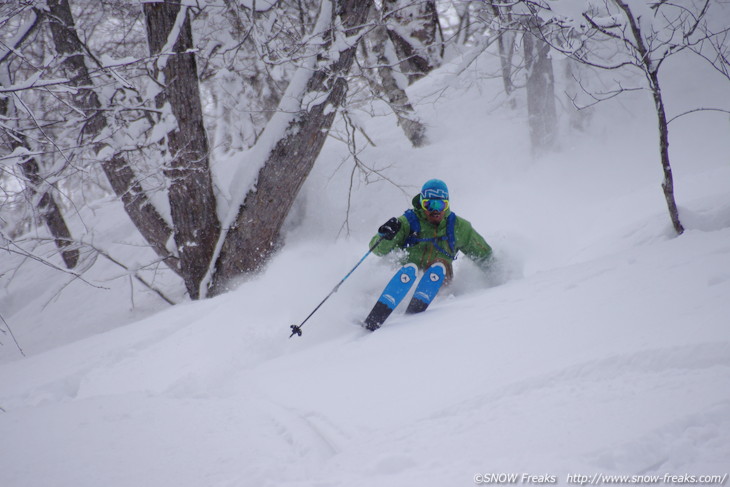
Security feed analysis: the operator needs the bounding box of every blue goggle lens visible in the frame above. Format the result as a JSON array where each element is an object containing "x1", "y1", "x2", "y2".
[{"x1": 421, "y1": 198, "x2": 448, "y2": 212}]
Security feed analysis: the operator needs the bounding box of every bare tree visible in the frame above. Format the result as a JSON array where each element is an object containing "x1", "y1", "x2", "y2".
[
  {"x1": 522, "y1": 13, "x2": 558, "y2": 154},
  {"x1": 610, "y1": 0, "x2": 684, "y2": 234},
  {"x1": 41, "y1": 0, "x2": 180, "y2": 270},
  {"x1": 491, "y1": 3, "x2": 518, "y2": 101},
  {"x1": 359, "y1": 5, "x2": 427, "y2": 147},
  {"x1": 465, "y1": 1, "x2": 557, "y2": 153},
  {"x1": 0, "y1": 11, "x2": 78, "y2": 269},
  {"x1": 545, "y1": 0, "x2": 730, "y2": 235}
]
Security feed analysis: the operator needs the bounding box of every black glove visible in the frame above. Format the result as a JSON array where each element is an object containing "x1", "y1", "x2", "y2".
[{"x1": 378, "y1": 217, "x2": 401, "y2": 240}]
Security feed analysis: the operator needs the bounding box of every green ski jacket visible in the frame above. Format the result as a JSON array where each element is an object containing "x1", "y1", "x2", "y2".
[{"x1": 370, "y1": 195, "x2": 493, "y2": 277}]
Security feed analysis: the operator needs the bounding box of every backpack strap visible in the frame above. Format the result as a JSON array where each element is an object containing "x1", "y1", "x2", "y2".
[
  {"x1": 446, "y1": 212, "x2": 458, "y2": 259},
  {"x1": 403, "y1": 209, "x2": 420, "y2": 235}
]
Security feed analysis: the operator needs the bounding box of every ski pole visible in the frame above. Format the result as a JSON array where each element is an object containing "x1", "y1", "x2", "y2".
[{"x1": 289, "y1": 236, "x2": 385, "y2": 338}]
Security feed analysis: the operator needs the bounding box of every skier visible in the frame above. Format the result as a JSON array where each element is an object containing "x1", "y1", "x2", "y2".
[{"x1": 364, "y1": 179, "x2": 493, "y2": 330}]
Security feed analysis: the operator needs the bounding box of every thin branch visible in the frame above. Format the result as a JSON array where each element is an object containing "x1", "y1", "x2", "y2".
[
  {"x1": 1, "y1": 240, "x2": 106, "y2": 290},
  {"x1": 683, "y1": 0, "x2": 710, "y2": 41},
  {"x1": 0, "y1": 10, "x2": 41, "y2": 66},
  {"x1": 667, "y1": 107, "x2": 730, "y2": 124},
  {"x1": 93, "y1": 245, "x2": 177, "y2": 306},
  {"x1": 0, "y1": 311, "x2": 25, "y2": 358},
  {"x1": 582, "y1": 11, "x2": 624, "y2": 42},
  {"x1": 565, "y1": 78, "x2": 644, "y2": 110},
  {"x1": 11, "y1": 92, "x2": 73, "y2": 167}
]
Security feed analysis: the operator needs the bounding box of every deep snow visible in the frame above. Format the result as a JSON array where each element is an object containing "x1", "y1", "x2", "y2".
[{"x1": 1, "y1": 36, "x2": 729, "y2": 487}]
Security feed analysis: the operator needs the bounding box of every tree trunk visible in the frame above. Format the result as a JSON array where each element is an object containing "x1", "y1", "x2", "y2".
[
  {"x1": 651, "y1": 73, "x2": 685, "y2": 235},
  {"x1": 0, "y1": 74, "x2": 78, "y2": 269},
  {"x1": 524, "y1": 28, "x2": 557, "y2": 155},
  {"x1": 611, "y1": 0, "x2": 684, "y2": 234},
  {"x1": 143, "y1": 1, "x2": 221, "y2": 298},
  {"x1": 366, "y1": 8, "x2": 426, "y2": 147},
  {"x1": 454, "y1": 2, "x2": 471, "y2": 46},
  {"x1": 563, "y1": 58, "x2": 592, "y2": 131},
  {"x1": 207, "y1": 0, "x2": 374, "y2": 296},
  {"x1": 103, "y1": 155, "x2": 180, "y2": 269},
  {"x1": 18, "y1": 158, "x2": 79, "y2": 269},
  {"x1": 43, "y1": 0, "x2": 180, "y2": 272},
  {"x1": 487, "y1": 2, "x2": 517, "y2": 104},
  {"x1": 382, "y1": 0, "x2": 442, "y2": 84},
  {"x1": 497, "y1": 32, "x2": 517, "y2": 100}
]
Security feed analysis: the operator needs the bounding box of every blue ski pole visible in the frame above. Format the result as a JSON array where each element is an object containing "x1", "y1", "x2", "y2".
[{"x1": 289, "y1": 237, "x2": 385, "y2": 338}]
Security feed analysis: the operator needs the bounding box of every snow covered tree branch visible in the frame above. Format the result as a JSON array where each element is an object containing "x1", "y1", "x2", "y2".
[
  {"x1": 204, "y1": 0, "x2": 375, "y2": 297},
  {"x1": 2, "y1": 0, "x2": 447, "y2": 302}
]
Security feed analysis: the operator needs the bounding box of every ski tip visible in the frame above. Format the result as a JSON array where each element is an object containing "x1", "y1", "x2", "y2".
[{"x1": 363, "y1": 321, "x2": 380, "y2": 332}]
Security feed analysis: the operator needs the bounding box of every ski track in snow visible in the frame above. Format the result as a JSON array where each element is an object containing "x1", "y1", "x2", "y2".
[{"x1": 256, "y1": 343, "x2": 730, "y2": 487}]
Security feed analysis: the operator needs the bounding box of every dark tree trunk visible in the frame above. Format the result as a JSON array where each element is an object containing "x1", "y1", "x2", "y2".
[
  {"x1": 497, "y1": 32, "x2": 517, "y2": 100},
  {"x1": 143, "y1": 1, "x2": 221, "y2": 298},
  {"x1": 207, "y1": 0, "x2": 374, "y2": 296},
  {"x1": 0, "y1": 85, "x2": 78, "y2": 269},
  {"x1": 488, "y1": 2, "x2": 517, "y2": 103},
  {"x1": 103, "y1": 155, "x2": 179, "y2": 269},
  {"x1": 524, "y1": 28, "x2": 557, "y2": 154},
  {"x1": 43, "y1": 0, "x2": 180, "y2": 272},
  {"x1": 18, "y1": 158, "x2": 79, "y2": 269},
  {"x1": 19, "y1": 158, "x2": 79, "y2": 269},
  {"x1": 382, "y1": 0, "x2": 442, "y2": 84},
  {"x1": 367, "y1": 8, "x2": 426, "y2": 147}
]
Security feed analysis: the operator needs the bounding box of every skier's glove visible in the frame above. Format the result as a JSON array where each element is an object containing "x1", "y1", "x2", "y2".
[{"x1": 378, "y1": 217, "x2": 401, "y2": 240}]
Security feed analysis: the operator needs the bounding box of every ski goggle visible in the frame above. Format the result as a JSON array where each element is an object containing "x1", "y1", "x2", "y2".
[{"x1": 421, "y1": 198, "x2": 449, "y2": 212}]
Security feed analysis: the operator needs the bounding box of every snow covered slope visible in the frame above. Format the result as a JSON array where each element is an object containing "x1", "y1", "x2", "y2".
[{"x1": 1, "y1": 46, "x2": 729, "y2": 486}]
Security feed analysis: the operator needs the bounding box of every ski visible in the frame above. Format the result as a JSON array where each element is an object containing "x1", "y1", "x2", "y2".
[
  {"x1": 405, "y1": 262, "x2": 446, "y2": 314},
  {"x1": 363, "y1": 263, "x2": 418, "y2": 331}
]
